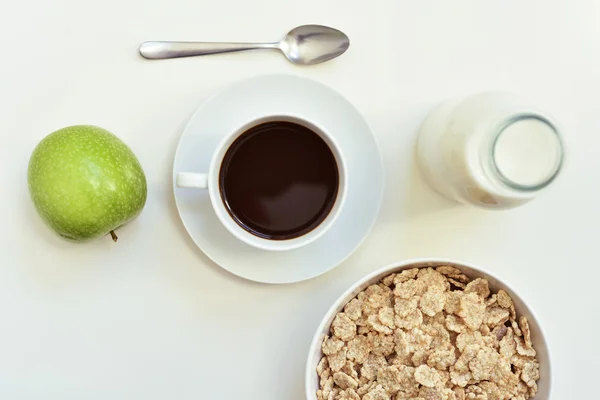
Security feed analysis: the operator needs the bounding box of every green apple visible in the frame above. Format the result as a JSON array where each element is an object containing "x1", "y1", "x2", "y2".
[{"x1": 28, "y1": 125, "x2": 147, "y2": 242}]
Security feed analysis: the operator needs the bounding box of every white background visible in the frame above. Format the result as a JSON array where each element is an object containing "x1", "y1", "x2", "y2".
[{"x1": 0, "y1": 0, "x2": 598, "y2": 398}]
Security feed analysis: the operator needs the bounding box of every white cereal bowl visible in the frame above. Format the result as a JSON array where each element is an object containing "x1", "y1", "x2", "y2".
[{"x1": 305, "y1": 258, "x2": 552, "y2": 400}]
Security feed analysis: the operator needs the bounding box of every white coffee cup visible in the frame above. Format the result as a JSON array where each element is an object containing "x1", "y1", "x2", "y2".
[{"x1": 176, "y1": 115, "x2": 347, "y2": 251}]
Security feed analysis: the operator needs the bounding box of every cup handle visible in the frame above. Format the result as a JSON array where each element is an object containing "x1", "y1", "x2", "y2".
[{"x1": 176, "y1": 172, "x2": 208, "y2": 189}]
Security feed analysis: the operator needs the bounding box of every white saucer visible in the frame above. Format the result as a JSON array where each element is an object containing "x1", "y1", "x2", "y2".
[{"x1": 173, "y1": 75, "x2": 383, "y2": 284}]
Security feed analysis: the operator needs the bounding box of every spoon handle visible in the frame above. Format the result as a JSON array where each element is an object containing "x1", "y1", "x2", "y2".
[{"x1": 139, "y1": 41, "x2": 277, "y2": 60}]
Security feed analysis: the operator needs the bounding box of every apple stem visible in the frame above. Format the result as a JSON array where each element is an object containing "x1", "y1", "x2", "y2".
[{"x1": 110, "y1": 230, "x2": 118, "y2": 242}]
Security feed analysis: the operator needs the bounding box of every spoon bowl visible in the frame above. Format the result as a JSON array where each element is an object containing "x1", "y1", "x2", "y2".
[{"x1": 279, "y1": 25, "x2": 350, "y2": 65}]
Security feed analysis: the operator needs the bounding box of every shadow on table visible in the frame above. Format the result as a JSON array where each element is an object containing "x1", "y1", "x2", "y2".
[
  {"x1": 162, "y1": 111, "x2": 259, "y2": 287},
  {"x1": 373, "y1": 102, "x2": 462, "y2": 229}
]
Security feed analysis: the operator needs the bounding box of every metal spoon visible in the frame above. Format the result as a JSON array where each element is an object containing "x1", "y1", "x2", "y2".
[{"x1": 139, "y1": 25, "x2": 350, "y2": 65}]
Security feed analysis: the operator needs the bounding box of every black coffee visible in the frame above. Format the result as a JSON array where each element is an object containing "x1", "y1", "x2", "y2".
[{"x1": 219, "y1": 121, "x2": 339, "y2": 240}]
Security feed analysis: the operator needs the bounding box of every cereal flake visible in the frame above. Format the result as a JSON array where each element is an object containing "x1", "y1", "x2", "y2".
[
  {"x1": 395, "y1": 297, "x2": 420, "y2": 318},
  {"x1": 377, "y1": 365, "x2": 418, "y2": 395},
  {"x1": 394, "y1": 268, "x2": 420, "y2": 284},
  {"x1": 323, "y1": 337, "x2": 346, "y2": 355},
  {"x1": 414, "y1": 365, "x2": 442, "y2": 388},
  {"x1": 369, "y1": 332, "x2": 395, "y2": 356},
  {"x1": 395, "y1": 309, "x2": 424, "y2": 330},
  {"x1": 333, "y1": 371, "x2": 358, "y2": 390},
  {"x1": 344, "y1": 298, "x2": 363, "y2": 321},
  {"x1": 395, "y1": 279, "x2": 421, "y2": 299},
  {"x1": 427, "y1": 348, "x2": 457, "y2": 370},
  {"x1": 444, "y1": 291, "x2": 464, "y2": 315},
  {"x1": 368, "y1": 314, "x2": 394, "y2": 335},
  {"x1": 378, "y1": 307, "x2": 396, "y2": 328},
  {"x1": 328, "y1": 348, "x2": 348, "y2": 372},
  {"x1": 317, "y1": 356, "x2": 329, "y2": 375},
  {"x1": 332, "y1": 313, "x2": 357, "y2": 341},
  {"x1": 483, "y1": 307, "x2": 510, "y2": 328},
  {"x1": 420, "y1": 288, "x2": 447, "y2": 317},
  {"x1": 436, "y1": 265, "x2": 471, "y2": 283},
  {"x1": 346, "y1": 335, "x2": 371, "y2": 363},
  {"x1": 336, "y1": 389, "x2": 360, "y2": 400},
  {"x1": 457, "y1": 293, "x2": 486, "y2": 331},
  {"x1": 362, "y1": 385, "x2": 391, "y2": 400},
  {"x1": 464, "y1": 278, "x2": 491, "y2": 299},
  {"x1": 360, "y1": 353, "x2": 388, "y2": 381}
]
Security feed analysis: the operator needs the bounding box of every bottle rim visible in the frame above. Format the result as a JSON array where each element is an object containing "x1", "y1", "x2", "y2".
[{"x1": 489, "y1": 113, "x2": 564, "y2": 192}]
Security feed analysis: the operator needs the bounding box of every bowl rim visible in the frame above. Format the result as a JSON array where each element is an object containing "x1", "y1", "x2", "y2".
[{"x1": 304, "y1": 257, "x2": 553, "y2": 399}]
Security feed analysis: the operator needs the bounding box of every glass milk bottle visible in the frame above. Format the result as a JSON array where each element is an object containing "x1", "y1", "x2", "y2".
[{"x1": 417, "y1": 92, "x2": 565, "y2": 209}]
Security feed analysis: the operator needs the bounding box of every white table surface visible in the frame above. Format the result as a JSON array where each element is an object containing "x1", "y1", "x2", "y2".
[{"x1": 1, "y1": 0, "x2": 598, "y2": 398}]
